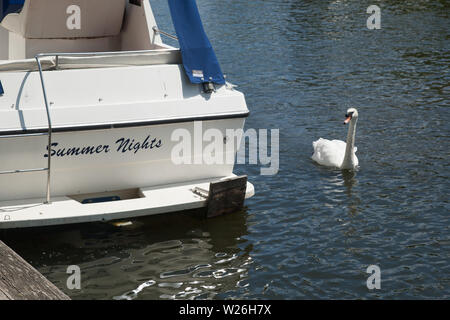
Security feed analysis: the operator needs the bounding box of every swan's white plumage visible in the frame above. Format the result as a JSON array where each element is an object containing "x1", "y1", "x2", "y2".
[
  {"x1": 311, "y1": 138, "x2": 358, "y2": 168},
  {"x1": 311, "y1": 108, "x2": 359, "y2": 169}
]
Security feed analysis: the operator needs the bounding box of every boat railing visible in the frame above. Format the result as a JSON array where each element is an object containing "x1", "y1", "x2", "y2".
[
  {"x1": 35, "y1": 49, "x2": 176, "y2": 205},
  {"x1": 37, "y1": 48, "x2": 181, "y2": 70},
  {"x1": 0, "y1": 56, "x2": 54, "y2": 204},
  {"x1": 152, "y1": 27, "x2": 178, "y2": 41},
  {"x1": 0, "y1": 48, "x2": 182, "y2": 73},
  {"x1": 34, "y1": 47, "x2": 180, "y2": 61},
  {"x1": 0, "y1": 48, "x2": 183, "y2": 205},
  {"x1": 35, "y1": 55, "x2": 53, "y2": 204}
]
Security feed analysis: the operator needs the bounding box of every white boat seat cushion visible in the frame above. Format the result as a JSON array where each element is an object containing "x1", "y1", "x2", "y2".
[{"x1": 0, "y1": 0, "x2": 126, "y2": 39}]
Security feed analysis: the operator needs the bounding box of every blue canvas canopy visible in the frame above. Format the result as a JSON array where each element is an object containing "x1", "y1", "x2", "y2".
[
  {"x1": 0, "y1": 0, "x2": 24, "y2": 21},
  {"x1": 168, "y1": 0, "x2": 225, "y2": 85}
]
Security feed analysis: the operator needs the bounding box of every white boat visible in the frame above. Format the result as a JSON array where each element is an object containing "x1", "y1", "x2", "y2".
[{"x1": 0, "y1": 0, "x2": 254, "y2": 229}]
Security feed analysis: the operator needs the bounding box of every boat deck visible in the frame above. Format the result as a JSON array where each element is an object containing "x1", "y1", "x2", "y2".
[{"x1": 0, "y1": 175, "x2": 254, "y2": 229}]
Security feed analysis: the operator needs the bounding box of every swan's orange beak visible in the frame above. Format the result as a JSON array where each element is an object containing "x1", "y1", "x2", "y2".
[{"x1": 344, "y1": 116, "x2": 352, "y2": 124}]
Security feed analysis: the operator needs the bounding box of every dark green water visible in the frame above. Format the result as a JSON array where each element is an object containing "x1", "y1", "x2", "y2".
[{"x1": 2, "y1": 0, "x2": 449, "y2": 299}]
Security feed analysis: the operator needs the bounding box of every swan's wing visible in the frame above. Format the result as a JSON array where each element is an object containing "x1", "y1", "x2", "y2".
[
  {"x1": 312, "y1": 138, "x2": 345, "y2": 168},
  {"x1": 333, "y1": 140, "x2": 357, "y2": 153},
  {"x1": 332, "y1": 140, "x2": 358, "y2": 166},
  {"x1": 330, "y1": 139, "x2": 347, "y2": 149}
]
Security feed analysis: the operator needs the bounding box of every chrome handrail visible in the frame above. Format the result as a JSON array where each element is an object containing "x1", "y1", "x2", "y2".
[
  {"x1": 32, "y1": 48, "x2": 181, "y2": 204},
  {"x1": 35, "y1": 48, "x2": 181, "y2": 70},
  {"x1": 31, "y1": 44, "x2": 186, "y2": 204},
  {"x1": 35, "y1": 48, "x2": 179, "y2": 60},
  {"x1": 35, "y1": 56, "x2": 53, "y2": 204},
  {"x1": 152, "y1": 27, "x2": 178, "y2": 41}
]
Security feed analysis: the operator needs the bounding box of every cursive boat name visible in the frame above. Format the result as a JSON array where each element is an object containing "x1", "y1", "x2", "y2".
[{"x1": 44, "y1": 135, "x2": 162, "y2": 158}]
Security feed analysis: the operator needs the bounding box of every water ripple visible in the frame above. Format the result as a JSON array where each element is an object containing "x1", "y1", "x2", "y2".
[{"x1": 1, "y1": 0, "x2": 448, "y2": 300}]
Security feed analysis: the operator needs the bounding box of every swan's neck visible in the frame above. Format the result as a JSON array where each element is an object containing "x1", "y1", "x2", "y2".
[{"x1": 341, "y1": 118, "x2": 357, "y2": 169}]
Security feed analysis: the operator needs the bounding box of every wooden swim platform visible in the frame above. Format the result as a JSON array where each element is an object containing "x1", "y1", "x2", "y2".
[{"x1": 0, "y1": 240, "x2": 70, "y2": 300}]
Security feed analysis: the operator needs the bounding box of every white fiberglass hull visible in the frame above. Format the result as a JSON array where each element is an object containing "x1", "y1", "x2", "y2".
[
  {"x1": 0, "y1": 118, "x2": 245, "y2": 201},
  {"x1": 0, "y1": 175, "x2": 255, "y2": 229},
  {"x1": 0, "y1": 116, "x2": 255, "y2": 229},
  {"x1": 0, "y1": 59, "x2": 253, "y2": 228}
]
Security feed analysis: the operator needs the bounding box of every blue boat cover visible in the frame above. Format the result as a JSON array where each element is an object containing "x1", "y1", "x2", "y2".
[
  {"x1": 168, "y1": 0, "x2": 225, "y2": 85},
  {"x1": 0, "y1": 0, "x2": 24, "y2": 21},
  {"x1": 0, "y1": 80, "x2": 4, "y2": 95}
]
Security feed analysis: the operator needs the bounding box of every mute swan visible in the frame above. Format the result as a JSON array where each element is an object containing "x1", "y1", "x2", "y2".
[{"x1": 312, "y1": 108, "x2": 359, "y2": 169}]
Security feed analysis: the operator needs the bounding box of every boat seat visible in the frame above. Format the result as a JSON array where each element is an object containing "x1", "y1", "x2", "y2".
[{"x1": 0, "y1": 0, "x2": 126, "y2": 39}]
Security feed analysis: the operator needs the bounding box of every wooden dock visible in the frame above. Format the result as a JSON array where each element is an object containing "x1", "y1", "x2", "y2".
[{"x1": 0, "y1": 240, "x2": 70, "y2": 300}]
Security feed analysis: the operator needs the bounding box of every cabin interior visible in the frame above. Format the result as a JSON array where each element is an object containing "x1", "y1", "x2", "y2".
[{"x1": 0, "y1": 0, "x2": 170, "y2": 61}]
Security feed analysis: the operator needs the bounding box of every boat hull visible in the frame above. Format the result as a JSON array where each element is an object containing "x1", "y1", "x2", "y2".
[
  {"x1": 0, "y1": 175, "x2": 255, "y2": 229},
  {"x1": 0, "y1": 117, "x2": 246, "y2": 202}
]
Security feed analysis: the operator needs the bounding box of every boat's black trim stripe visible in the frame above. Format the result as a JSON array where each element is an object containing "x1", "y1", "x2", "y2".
[{"x1": 0, "y1": 111, "x2": 250, "y2": 136}]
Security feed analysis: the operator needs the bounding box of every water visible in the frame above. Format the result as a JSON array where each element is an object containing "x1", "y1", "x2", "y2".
[{"x1": 1, "y1": 0, "x2": 449, "y2": 299}]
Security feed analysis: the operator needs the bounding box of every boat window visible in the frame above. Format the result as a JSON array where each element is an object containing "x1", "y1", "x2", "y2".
[{"x1": 0, "y1": 80, "x2": 4, "y2": 96}]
